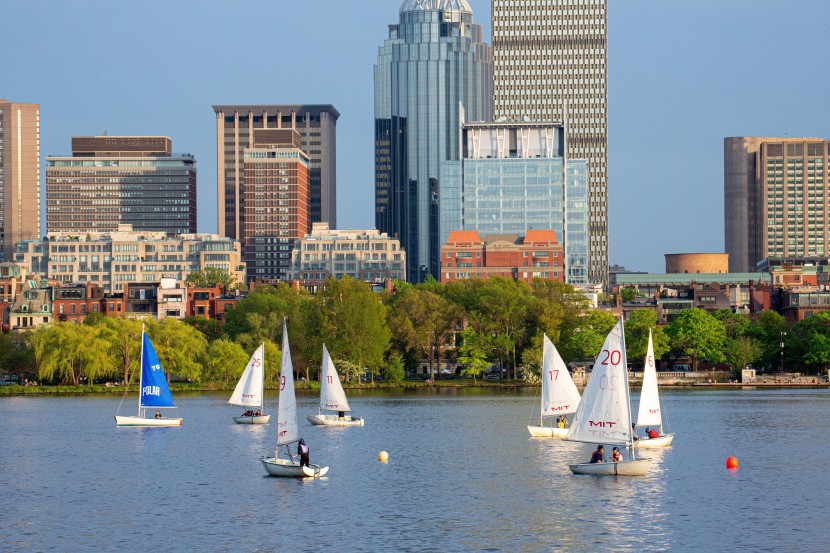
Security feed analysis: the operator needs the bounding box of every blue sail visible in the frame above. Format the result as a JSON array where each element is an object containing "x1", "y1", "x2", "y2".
[{"x1": 140, "y1": 332, "x2": 175, "y2": 408}]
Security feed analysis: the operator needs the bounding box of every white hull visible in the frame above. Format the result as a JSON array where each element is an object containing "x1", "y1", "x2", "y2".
[
  {"x1": 307, "y1": 414, "x2": 364, "y2": 427},
  {"x1": 233, "y1": 415, "x2": 271, "y2": 425},
  {"x1": 634, "y1": 433, "x2": 674, "y2": 448},
  {"x1": 569, "y1": 458, "x2": 652, "y2": 476},
  {"x1": 527, "y1": 425, "x2": 569, "y2": 438},
  {"x1": 115, "y1": 415, "x2": 182, "y2": 427},
  {"x1": 261, "y1": 457, "x2": 329, "y2": 478}
]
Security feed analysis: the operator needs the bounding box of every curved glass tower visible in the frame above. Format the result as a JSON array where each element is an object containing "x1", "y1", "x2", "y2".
[{"x1": 374, "y1": 0, "x2": 492, "y2": 282}]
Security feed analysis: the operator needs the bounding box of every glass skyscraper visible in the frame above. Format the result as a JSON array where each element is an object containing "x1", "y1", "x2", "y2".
[
  {"x1": 440, "y1": 122, "x2": 589, "y2": 284},
  {"x1": 374, "y1": 0, "x2": 492, "y2": 282}
]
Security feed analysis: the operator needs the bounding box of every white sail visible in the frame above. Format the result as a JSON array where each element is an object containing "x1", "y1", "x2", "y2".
[
  {"x1": 566, "y1": 318, "x2": 633, "y2": 446},
  {"x1": 320, "y1": 344, "x2": 351, "y2": 413},
  {"x1": 228, "y1": 344, "x2": 265, "y2": 408},
  {"x1": 636, "y1": 330, "x2": 663, "y2": 427},
  {"x1": 276, "y1": 322, "x2": 299, "y2": 446},
  {"x1": 541, "y1": 334, "x2": 581, "y2": 416}
]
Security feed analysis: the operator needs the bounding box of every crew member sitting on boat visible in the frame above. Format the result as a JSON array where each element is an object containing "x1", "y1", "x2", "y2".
[
  {"x1": 242, "y1": 410, "x2": 254, "y2": 417},
  {"x1": 255, "y1": 409, "x2": 261, "y2": 417},
  {"x1": 298, "y1": 438, "x2": 310, "y2": 467},
  {"x1": 338, "y1": 411, "x2": 346, "y2": 421},
  {"x1": 154, "y1": 410, "x2": 162, "y2": 419},
  {"x1": 557, "y1": 415, "x2": 568, "y2": 429},
  {"x1": 646, "y1": 427, "x2": 659, "y2": 439},
  {"x1": 631, "y1": 423, "x2": 639, "y2": 440},
  {"x1": 611, "y1": 446, "x2": 624, "y2": 462},
  {"x1": 590, "y1": 445, "x2": 604, "y2": 463}
]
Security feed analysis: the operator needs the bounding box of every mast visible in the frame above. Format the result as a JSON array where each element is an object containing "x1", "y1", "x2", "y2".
[
  {"x1": 620, "y1": 317, "x2": 636, "y2": 460},
  {"x1": 261, "y1": 343, "x2": 265, "y2": 414},
  {"x1": 138, "y1": 323, "x2": 145, "y2": 417}
]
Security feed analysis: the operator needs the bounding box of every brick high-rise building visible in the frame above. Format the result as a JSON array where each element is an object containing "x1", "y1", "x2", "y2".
[
  {"x1": 46, "y1": 136, "x2": 196, "y2": 235},
  {"x1": 492, "y1": 0, "x2": 608, "y2": 285},
  {"x1": 0, "y1": 100, "x2": 41, "y2": 262}
]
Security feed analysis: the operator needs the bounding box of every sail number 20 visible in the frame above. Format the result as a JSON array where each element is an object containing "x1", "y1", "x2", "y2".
[{"x1": 598, "y1": 348, "x2": 621, "y2": 391}]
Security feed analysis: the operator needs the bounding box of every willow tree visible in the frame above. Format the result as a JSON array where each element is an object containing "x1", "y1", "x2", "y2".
[
  {"x1": 33, "y1": 323, "x2": 115, "y2": 385},
  {"x1": 200, "y1": 338, "x2": 250, "y2": 382},
  {"x1": 146, "y1": 318, "x2": 208, "y2": 382}
]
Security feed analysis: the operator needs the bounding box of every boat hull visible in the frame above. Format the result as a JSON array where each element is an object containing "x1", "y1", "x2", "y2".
[
  {"x1": 307, "y1": 414, "x2": 364, "y2": 427},
  {"x1": 527, "y1": 425, "x2": 568, "y2": 438},
  {"x1": 634, "y1": 433, "x2": 674, "y2": 448},
  {"x1": 261, "y1": 457, "x2": 329, "y2": 478},
  {"x1": 233, "y1": 415, "x2": 271, "y2": 425},
  {"x1": 569, "y1": 458, "x2": 652, "y2": 476},
  {"x1": 114, "y1": 415, "x2": 182, "y2": 427}
]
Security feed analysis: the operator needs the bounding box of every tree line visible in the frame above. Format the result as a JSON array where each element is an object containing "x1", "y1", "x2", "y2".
[{"x1": 5, "y1": 275, "x2": 830, "y2": 386}]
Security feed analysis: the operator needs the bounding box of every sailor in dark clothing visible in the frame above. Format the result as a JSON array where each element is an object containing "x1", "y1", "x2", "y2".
[
  {"x1": 298, "y1": 438, "x2": 310, "y2": 467},
  {"x1": 589, "y1": 445, "x2": 604, "y2": 463}
]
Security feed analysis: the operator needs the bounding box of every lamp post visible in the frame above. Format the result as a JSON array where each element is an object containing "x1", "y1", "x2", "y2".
[{"x1": 780, "y1": 331, "x2": 787, "y2": 373}]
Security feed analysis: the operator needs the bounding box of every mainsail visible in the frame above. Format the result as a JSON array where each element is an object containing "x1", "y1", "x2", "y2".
[
  {"x1": 276, "y1": 321, "x2": 299, "y2": 446},
  {"x1": 229, "y1": 344, "x2": 265, "y2": 408},
  {"x1": 320, "y1": 344, "x2": 351, "y2": 413},
  {"x1": 139, "y1": 331, "x2": 175, "y2": 408},
  {"x1": 636, "y1": 329, "x2": 663, "y2": 427},
  {"x1": 541, "y1": 334, "x2": 581, "y2": 416}
]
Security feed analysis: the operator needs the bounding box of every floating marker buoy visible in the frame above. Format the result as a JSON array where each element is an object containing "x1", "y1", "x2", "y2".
[
  {"x1": 378, "y1": 450, "x2": 389, "y2": 462},
  {"x1": 726, "y1": 456, "x2": 738, "y2": 469}
]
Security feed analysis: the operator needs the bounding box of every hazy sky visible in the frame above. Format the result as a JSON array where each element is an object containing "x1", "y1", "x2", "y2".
[{"x1": 3, "y1": 0, "x2": 829, "y2": 273}]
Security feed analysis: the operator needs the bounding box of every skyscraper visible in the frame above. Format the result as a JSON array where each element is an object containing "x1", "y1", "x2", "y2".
[
  {"x1": 212, "y1": 104, "x2": 338, "y2": 242},
  {"x1": 46, "y1": 136, "x2": 196, "y2": 235},
  {"x1": 374, "y1": 0, "x2": 492, "y2": 282},
  {"x1": 492, "y1": 0, "x2": 608, "y2": 285},
  {"x1": 725, "y1": 136, "x2": 830, "y2": 273},
  {"x1": 0, "y1": 100, "x2": 40, "y2": 262}
]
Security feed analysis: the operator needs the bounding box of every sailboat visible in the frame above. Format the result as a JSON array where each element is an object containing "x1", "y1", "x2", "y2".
[
  {"x1": 114, "y1": 326, "x2": 182, "y2": 427},
  {"x1": 566, "y1": 318, "x2": 651, "y2": 476},
  {"x1": 261, "y1": 320, "x2": 329, "y2": 478},
  {"x1": 527, "y1": 334, "x2": 581, "y2": 438},
  {"x1": 307, "y1": 344, "x2": 364, "y2": 427},
  {"x1": 634, "y1": 329, "x2": 674, "y2": 448},
  {"x1": 229, "y1": 343, "x2": 271, "y2": 424}
]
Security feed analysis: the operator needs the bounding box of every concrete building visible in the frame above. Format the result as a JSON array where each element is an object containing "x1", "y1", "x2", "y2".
[
  {"x1": 440, "y1": 121, "x2": 588, "y2": 284},
  {"x1": 492, "y1": 0, "x2": 609, "y2": 285},
  {"x1": 725, "y1": 137, "x2": 830, "y2": 272},
  {"x1": 288, "y1": 222, "x2": 405, "y2": 291},
  {"x1": 0, "y1": 100, "x2": 41, "y2": 262},
  {"x1": 212, "y1": 104, "x2": 338, "y2": 237},
  {"x1": 440, "y1": 229, "x2": 564, "y2": 283},
  {"x1": 665, "y1": 253, "x2": 729, "y2": 274},
  {"x1": 46, "y1": 136, "x2": 196, "y2": 235},
  {"x1": 14, "y1": 226, "x2": 245, "y2": 294},
  {"x1": 374, "y1": 0, "x2": 492, "y2": 282}
]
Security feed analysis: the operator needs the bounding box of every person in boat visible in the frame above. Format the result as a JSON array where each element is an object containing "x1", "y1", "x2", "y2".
[
  {"x1": 611, "y1": 446, "x2": 624, "y2": 462},
  {"x1": 154, "y1": 410, "x2": 162, "y2": 419},
  {"x1": 631, "y1": 423, "x2": 639, "y2": 441},
  {"x1": 298, "y1": 438, "x2": 310, "y2": 467},
  {"x1": 647, "y1": 428, "x2": 659, "y2": 439},
  {"x1": 557, "y1": 415, "x2": 568, "y2": 429},
  {"x1": 589, "y1": 445, "x2": 604, "y2": 463},
  {"x1": 338, "y1": 411, "x2": 346, "y2": 421},
  {"x1": 255, "y1": 409, "x2": 261, "y2": 416},
  {"x1": 242, "y1": 410, "x2": 254, "y2": 417}
]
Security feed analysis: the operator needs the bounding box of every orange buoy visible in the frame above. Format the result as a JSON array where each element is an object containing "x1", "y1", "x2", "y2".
[{"x1": 726, "y1": 456, "x2": 738, "y2": 469}]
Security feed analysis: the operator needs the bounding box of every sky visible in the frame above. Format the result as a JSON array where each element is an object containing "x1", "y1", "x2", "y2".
[{"x1": 3, "y1": 0, "x2": 830, "y2": 273}]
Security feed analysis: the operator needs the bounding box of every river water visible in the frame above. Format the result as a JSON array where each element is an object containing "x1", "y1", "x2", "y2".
[{"x1": 0, "y1": 387, "x2": 828, "y2": 552}]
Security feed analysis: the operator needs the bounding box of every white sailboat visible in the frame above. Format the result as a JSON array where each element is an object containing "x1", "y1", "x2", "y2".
[
  {"x1": 261, "y1": 321, "x2": 329, "y2": 478},
  {"x1": 115, "y1": 325, "x2": 182, "y2": 427},
  {"x1": 634, "y1": 329, "x2": 674, "y2": 448},
  {"x1": 527, "y1": 334, "x2": 581, "y2": 438},
  {"x1": 307, "y1": 344, "x2": 364, "y2": 427},
  {"x1": 229, "y1": 343, "x2": 271, "y2": 424},
  {"x1": 566, "y1": 318, "x2": 651, "y2": 476}
]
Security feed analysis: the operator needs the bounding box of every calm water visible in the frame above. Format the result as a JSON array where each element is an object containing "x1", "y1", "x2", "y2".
[{"x1": 0, "y1": 387, "x2": 828, "y2": 552}]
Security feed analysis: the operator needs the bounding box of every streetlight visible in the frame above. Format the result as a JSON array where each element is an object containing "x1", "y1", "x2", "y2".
[{"x1": 780, "y1": 331, "x2": 787, "y2": 373}]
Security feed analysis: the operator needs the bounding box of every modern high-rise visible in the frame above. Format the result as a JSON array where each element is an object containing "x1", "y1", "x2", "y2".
[
  {"x1": 374, "y1": 0, "x2": 492, "y2": 282},
  {"x1": 0, "y1": 100, "x2": 41, "y2": 262},
  {"x1": 725, "y1": 137, "x2": 830, "y2": 273},
  {"x1": 492, "y1": 0, "x2": 608, "y2": 285},
  {"x1": 212, "y1": 104, "x2": 338, "y2": 241},
  {"x1": 46, "y1": 136, "x2": 196, "y2": 235}
]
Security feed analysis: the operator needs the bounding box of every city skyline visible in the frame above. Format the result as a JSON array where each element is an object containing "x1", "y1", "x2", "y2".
[{"x1": 3, "y1": 0, "x2": 830, "y2": 273}]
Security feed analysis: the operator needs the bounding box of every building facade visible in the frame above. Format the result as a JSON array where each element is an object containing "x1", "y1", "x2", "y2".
[
  {"x1": 288, "y1": 222, "x2": 405, "y2": 291},
  {"x1": 374, "y1": 0, "x2": 492, "y2": 282},
  {"x1": 0, "y1": 100, "x2": 41, "y2": 262},
  {"x1": 440, "y1": 122, "x2": 589, "y2": 284},
  {"x1": 46, "y1": 136, "x2": 196, "y2": 235},
  {"x1": 213, "y1": 104, "x2": 338, "y2": 239},
  {"x1": 492, "y1": 0, "x2": 608, "y2": 285},
  {"x1": 441, "y1": 230, "x2": 565, "y2": 283},
  {"x1": 14, "y1": 227, "x2": 245, "y2": 294},
  {"x1": 725, "y1": 137, "x2": 830, "y2": 272},
  {"x1": 665, "y1": 253, "x2": 729, "y2": 274}
]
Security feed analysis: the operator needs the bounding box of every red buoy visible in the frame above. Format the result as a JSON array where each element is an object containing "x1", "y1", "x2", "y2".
[{"x1": 726, "y1": 456, "x2": 738, "y2": 469}]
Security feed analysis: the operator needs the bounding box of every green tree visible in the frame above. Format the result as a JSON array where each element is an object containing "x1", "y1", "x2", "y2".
[
  {"x1": 725, "y1": 335, "x2": 763, "y2": 373},
  {"x1": 790, "y1": 311, "x2": 830, "y2": 373},
  {"x1": 528, "y1": 279, "x2": 589, "y2": 345},
  {"x1": 384, "y1": 350, "x2": 406, "y2": 383},
  {"x1": 183, "y1": 316, "x2": 225, "y2": 341},
  {"x1": 620, "y1": 287, "x2": 638, "y2": 303},
  {"x1": 560, "y1": 310, "x2": 618, "y2": 363},
  {"x1": 624, "y1": 309, "x2": 670, "y2": 364},
  {"x1": 201, "y1": 339, "x2": 250, "y2": 382},
  {"x1": 185, "y1": 267, "x2": 240, "y2": 291},
  {"x1": 146, "y1": 318, "x2": 208, "y2": 382},
  {"x1": 456, "y1": 329, "x2": 491, "y2": 382},
  {"x1": 100, "y1": 317, "x2": 143, "y2": 385},
  {"x1": 749, "y1": 310, "x2": 788, "y2": 370},
  {"x1": 33, "y1": 323, "x2": 116, "y2": 385},
  {"x1": 665, "y1": 309, "x2": 727, "y2": 370}
]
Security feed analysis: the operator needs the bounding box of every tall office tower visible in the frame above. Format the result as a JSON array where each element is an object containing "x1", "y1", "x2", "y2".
[
  {"x1": 242, "y1": 128, "x2": 310, "y2": 283},
  {"x1": 374, "y1": 0, "x2": 492, "y2": 282},
  {"x1": 725, "y1": 137, "x2": 830, "y2": 273},
  {"x1": 212, "y1": 105, "x2": 338, "y2": 243},
  {"x1": 492, "y1": 0, "x2": 608, "y2": 285},
  {"x1": 0, "y1": 100, "x2": 41, "y2": 262},
  {"x1": 46, "y1": 136, "x2": 196, "y2": 235}
]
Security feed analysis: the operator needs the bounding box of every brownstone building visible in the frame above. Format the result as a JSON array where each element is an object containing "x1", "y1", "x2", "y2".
[{"x1": 53, "y1": 282, "x2": 106, "y2": 323}]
